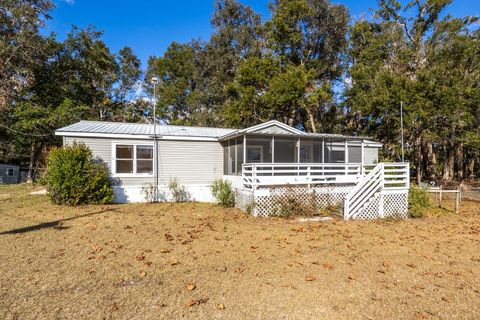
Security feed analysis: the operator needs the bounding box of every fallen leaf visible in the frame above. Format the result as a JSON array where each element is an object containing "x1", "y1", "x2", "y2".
[
  {"x1": 139, "y1": 271, "x2": 146, "y2": 278},
  {"x1": 186, "y1": 283, "x2": 196, "y2": 291},
  {"x1": 160, "y1": 249, "x2": 170, "y2": 253},
  {"x1": 323, "y1": 263, "x2": 334, "y2": 270},
  {"x1": 305, "y1": 275, "x2": 317, "y2": 281},
  {"x1": 185, "y1": 298, "x2": 209, "y2": 307},
  {"x1": 170, "y1": 260, "x2": 180, "y2": 266},
  {"x1": 216, "y1": 303, "x2": 225, "y2": 310}
]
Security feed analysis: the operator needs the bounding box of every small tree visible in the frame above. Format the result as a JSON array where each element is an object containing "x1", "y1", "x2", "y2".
[
  {"x1": 45, "y1": 143, "x2": 114, "y2": 205},
  {"x1": 211, "y1": 179, "x2": 235, "y2": 207},
  {"x1": 408, "y1": 185, "x2": 431, "y2": 218}
]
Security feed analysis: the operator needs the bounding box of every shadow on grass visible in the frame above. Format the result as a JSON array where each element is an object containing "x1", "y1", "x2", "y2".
[{"x1": 0, "y1": 208, "x2": 116, "y2": 235}]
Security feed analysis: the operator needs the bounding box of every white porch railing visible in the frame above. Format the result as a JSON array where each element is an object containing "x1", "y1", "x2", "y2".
[{"x1": 242, "y1": 163, "x2": 365, "y2": 189}]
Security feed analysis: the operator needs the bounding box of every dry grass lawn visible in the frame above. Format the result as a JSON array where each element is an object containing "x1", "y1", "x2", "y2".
[{"x1": 1, "y1": 184, "x2": 479, "y2": 319}]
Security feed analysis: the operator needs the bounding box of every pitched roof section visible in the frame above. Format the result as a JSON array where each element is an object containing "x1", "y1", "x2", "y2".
[
  {"x1": 55, "y1": 121, "x2": 236, "y2": 139},
  {"x1": 55, "y1": 120, "x2": 380, "y2": 145}
]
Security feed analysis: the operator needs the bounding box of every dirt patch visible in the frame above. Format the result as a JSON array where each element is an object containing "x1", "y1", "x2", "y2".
[{"x1": 0, "y1": 184, "x2": 479, "y2": 319}]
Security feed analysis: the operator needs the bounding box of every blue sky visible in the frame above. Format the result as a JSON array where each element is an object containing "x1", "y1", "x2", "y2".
[{"x1": 44, "y1": 0, "x2": 479, "y2": 69}]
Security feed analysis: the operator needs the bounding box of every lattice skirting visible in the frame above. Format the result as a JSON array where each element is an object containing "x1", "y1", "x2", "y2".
[
  {"x1": 235, "y1": 185, "x2": 354, "y2": 217},
  {"x1": 350, "y1": 191, "x2": 409, "y2": 220},
  {"x1": 235, "y1": 187, "x2": 409, "y2": 219}
]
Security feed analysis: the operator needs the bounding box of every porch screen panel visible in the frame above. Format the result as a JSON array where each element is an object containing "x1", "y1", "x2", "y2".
[
  {"x1": 236, "y1": 137, "x2": 244, "y2": 175},
  {"x1": 228, "y1": 140, "x2": 236, "y2": 175},
  {"x1": 274, "y1": 138, "x2": 296, "y2": 163},
  {"x1": 330, "y1": 142, "x2": 346, "y2": 163},
  {"x1": 246, "y1": 137, "x2": 272, "y2": 163},
  {"x1": 313, "y1": 140, "x2": 323, "y2": 163},
  {"x1": 348, "y1": 146, "x2": 361, "y2": 163},
  {"x1": 222, "y1": 142, "x2": 228, "y2": 175},
  {"x1": 299, "y1": 138, "x2": 323, "y2": 163}
]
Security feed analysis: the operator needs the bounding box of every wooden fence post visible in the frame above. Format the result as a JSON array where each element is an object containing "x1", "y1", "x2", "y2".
[
  {"x1": 439, "y1": 185, "x2": 443, "y2": 208},
  {"x1": 455, "y1": 188, "x2": 460, "y2": 214}
]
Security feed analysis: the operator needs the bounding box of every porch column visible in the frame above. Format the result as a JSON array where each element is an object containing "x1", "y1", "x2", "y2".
[
  {"x1": 271, "y1": 136, "x2": 275, "y2": 163},
  {"x1": 329, "y1": 140, "x2": 332, "y2": 162},
  {"x1": 297, "y1": 137, "x2": 301, "y2": 163},
  {"x1": 344, "y1": 140, "x2": 348, "y2": 164},
  {"x1": 361, "y1": 140, "x2": 365, "y2": 175},
  {"x1": 234, "y1": 137, "x2": 238, "y2": 174},
  {"x1": 345, "y1": 140, "x2": 348, "y2": 176},
  {"x1": 322, "y1": 138, "x2": 325, "y2": 163},
  {"x1": 243, "y1": 135, "x2": 246, "y2": 164}
]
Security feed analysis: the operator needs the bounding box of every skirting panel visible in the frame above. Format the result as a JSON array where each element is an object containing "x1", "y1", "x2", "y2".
[
  {"x1": 235, "y1": 185, "x2": 354, "y2": 217},
  {"x1": 235, "y1": 187, "x2": 409, "y2": 219},
  {"x1": 113, "y1": 185, "x2": 215, "y2": 203}
]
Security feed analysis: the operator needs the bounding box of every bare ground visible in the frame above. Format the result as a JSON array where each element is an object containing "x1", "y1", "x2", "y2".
[{"x1": 0, "y1": 184, "x2": 479, "y2": 319}]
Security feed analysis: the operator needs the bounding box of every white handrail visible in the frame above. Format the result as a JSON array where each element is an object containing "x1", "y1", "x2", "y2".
[
  {"x1": 242, "y1": 162, "x2": 364, "y2": 189},
  {"x1": 344, "y1": 163, "x2": 410, "y2": 220},
  {"x1": 344, "y1": 163, "x2": 384, "y2": 220}
]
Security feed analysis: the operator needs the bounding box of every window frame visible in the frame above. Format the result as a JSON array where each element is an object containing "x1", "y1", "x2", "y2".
[
  {"x1": 112, "y1": 142, "x2": 154, "y2": 177},
  {"x1": 6, "y1": 168, "x2": 14, "y2": 177}
]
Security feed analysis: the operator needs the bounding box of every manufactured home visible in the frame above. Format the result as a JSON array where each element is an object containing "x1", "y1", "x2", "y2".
[{"x1": 55, "y1": 120, "x2": 409, "y2": 219}]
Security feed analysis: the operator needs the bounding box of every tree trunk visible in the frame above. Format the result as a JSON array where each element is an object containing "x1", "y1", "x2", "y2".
[
  {"x1": 467, "y1": 157, "x2": 475, "y2": 179},
  {"x1": 424, "y1": 140, "x2": 436, "y2": 180},
  {"x1": 443, "y1": 147, "x2": 455, "y2": 182},
  {"x1": 27, "y1": 142, "x2": 36, "y2": 183},
  {"x1": 457, "y1": 143, "x2": 464, "y2": 180},
  {"x1": 415, "y1": 137, "x2": 423, "y2": 184},
  {"x1": 306, "y1": 108, "x2": 317, "y2": 133}
]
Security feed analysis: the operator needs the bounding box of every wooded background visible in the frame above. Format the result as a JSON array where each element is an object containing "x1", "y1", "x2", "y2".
[{"x1": 1, "y1": 0, "x2": 479, "y2": 183}]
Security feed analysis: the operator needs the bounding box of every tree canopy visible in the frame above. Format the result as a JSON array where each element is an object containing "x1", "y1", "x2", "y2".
[{"x1": 1, "y1": 0, "x2": 479, "y2": 183}]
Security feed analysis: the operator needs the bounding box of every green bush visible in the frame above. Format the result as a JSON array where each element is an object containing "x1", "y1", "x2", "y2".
[
  {"x1": 408, "y1": 185, "x2": 431, "y2": 218},
  {"x1": 45, "y1": 143, "x2": 114, "y2": 205},
  {"x1": 211, "y1": 179, "x2": 235, "y2": 207}
]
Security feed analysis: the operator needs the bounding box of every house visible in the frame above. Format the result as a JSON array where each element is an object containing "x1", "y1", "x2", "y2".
[
  {"x1": 55, "y1": 120, "x2": 409, "y2": 219},
  {"x1": 0, "y1": 164, "x2": 19, "y2": 184}
]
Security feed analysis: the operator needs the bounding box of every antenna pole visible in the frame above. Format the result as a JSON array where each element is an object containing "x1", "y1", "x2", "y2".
[{"x1": 400, "y1": 101, "x2": 405, "y2": 163}]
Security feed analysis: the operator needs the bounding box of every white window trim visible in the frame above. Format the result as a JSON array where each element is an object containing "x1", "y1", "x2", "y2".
[
  {"x1": 246, "y1": 145, "x2": 264, "y2": 163},
  {"x1": 111, "y1": 142, "x2": 155, "y2": 178}
]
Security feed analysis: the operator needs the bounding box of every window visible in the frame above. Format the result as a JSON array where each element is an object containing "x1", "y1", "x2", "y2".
[
  {"x1": 6, "y1": 168, "x2": 14, "y2": 176},
  {"x1": 114, "y1": 144, "x2": 153, "y2": 175},
  {"x1": 247, "y1": 146, "x2": 263, "y2": 163}
]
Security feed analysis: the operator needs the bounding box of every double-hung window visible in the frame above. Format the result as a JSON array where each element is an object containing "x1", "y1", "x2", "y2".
[{"x1": 114, "y1": 144, "x2": 153, "y2": 175}]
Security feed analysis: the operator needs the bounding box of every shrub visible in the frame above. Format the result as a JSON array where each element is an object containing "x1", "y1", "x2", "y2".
[
  {"x1": 211, "y1": 179, "x2": 235, "y2": 207},
  {"x1": 271, "y1": 189, "x2": 318, "y2": 218},
  {"x1": 44, "y1": 143, "x2": 114, "y2": 205},
  {"x1": 408, "y1": 185, "x2": 431, "y2": 218},
  {"x1": 168, "y1": 178, "x2": 191, "y2": 202},
  {"x1": 141, "y1": 183, "x2": 166, "y2": 203}
]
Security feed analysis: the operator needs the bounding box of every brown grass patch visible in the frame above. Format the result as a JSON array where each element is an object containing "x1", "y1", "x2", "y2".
[{"x1": 0, "y1": 184, "x2": 479, "y2": 319}]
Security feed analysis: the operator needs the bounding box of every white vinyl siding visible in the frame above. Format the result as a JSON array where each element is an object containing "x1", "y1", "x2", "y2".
[{"x1": 64, "y1": 137, "x2": 223, "y2": 186}]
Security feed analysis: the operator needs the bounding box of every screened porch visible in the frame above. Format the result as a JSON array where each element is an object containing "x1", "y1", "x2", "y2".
[{"x1": 222, "y1": 134, "x2": 377, "y2": 177}]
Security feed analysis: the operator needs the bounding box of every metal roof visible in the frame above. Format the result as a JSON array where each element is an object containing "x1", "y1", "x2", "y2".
[
  {"x1": 55, "y1": 120, "x2": 380, "y2": 146},
  {"x1": 56, "y1": 121, "x2": 237, "y2": 138}
]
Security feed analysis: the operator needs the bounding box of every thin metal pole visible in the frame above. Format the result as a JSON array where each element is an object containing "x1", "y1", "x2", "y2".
[
  {"x1": 153, "y1": 82, "x2": 158, "y2": 196},
  {"x1": 401, "y1": 101, "x2": 405, "y2": 163}
]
